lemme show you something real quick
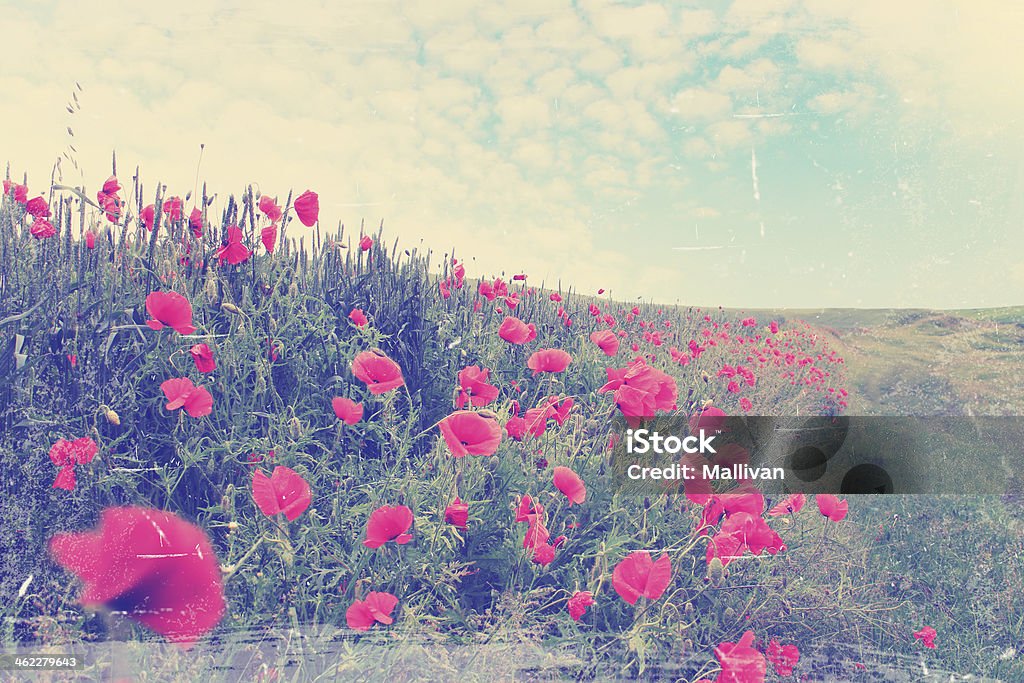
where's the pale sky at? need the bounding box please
[2,0,1022,308]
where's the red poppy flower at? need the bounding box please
[349,308,368,327]
[590,329,620,356]
[363,504,414,548]
[190,343,216,373]
[258,195,282,222]
[599,358,678,426]
[531,542,556,566]
[30,218,56,239]
[706,511,785,567]
[188,207,203,238]
[261,224,278,253]
[252,466,312,521]
[455,366,499,409]
[612,551,671,605]
[294,190,319,226]
[3,180,28,203]
[767,493,805,517]
[552,466,586,505]
[346,591,397,631]
[523,515,550,549]
[444,497,469,529]
[688,406,728,434]
[160,378,213,418]
[49,507,225,648]
[515,495,544,523]
[359,235,372,251]
[25,196,50,218]
[567,591,594,621]
[85,230,97,249]
[216,226,252,266]
[498,316,537,344]
[816,494,848,522]
[145,291,196,335]
[141,204,156,231]
[767,639,800,676]
[715,631,766,683]
[527,348,572,374]
[49,437,97,490]
[332,397,364,425]
[438,410,501,457]
[351,350,405,394]
[913,626,937,649]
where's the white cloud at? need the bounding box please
[666,88,733,122]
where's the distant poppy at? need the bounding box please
[160,378,213,418]
[444,497,469,529]
[216,226,252,266]
[816,494,848,522]
[346,591,397,631]
[332,397,364,425]
[527,349,572,374]
[146,291,196,335]
[49,507,225,648]
[567,591,594,621]
[552,466,586,505]
[767,493,805,516]
[29,218,56,239]
[188,207,203,238]
[438,410,501,457]
[261,224,278,253]
[3,180,28,203]
[913,625,937,649]
[351,350,405,394]
[359,235,372,251]
[252,466,312,521]
[364,505,413,548]
[767,640,800,676]
[349,308,368,327]
[190,343,216,373]
[294,190,319,226]
[498,316,537,344]
[612,551,671,605]
[162,196,183,222]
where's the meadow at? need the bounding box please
[1,167,1021,682]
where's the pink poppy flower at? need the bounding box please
[85,230,97,249]
[294,190,319,226]
[146,291,196,335]
[252,466,312,521]
[363,505,413,548]
[351,350,405,394]
[190,343,216,373]
[258,195,282,222]
[567,591,594,621]
[612,551,671,605]
[438,410,501,457]
[49,437,97,491]
[140,204,156,231]
[515,495,544,522]
[531,542,556,566]
[552,466,586,505]
[261,224,278,253]
[590,329,619,356]
[349,308,368,327]
[332,397,364,425]
[216,226,252,266]
[455,366,499,409]
[49,507,225,648]
[444,497,469,529]
[160,378,213,418]
[25,196,50,218]
[527,349,572,374]
[346,591,398,631]
[767,493,805,517]
[188,207,203,238]
[767,639,800,676]
[29,218,56,239]
[816,494,848,522]
[715,631,766,683]
[913,625,937,649]
[359,235,372,251]
[498,316,537,344]
[3,180,28,203]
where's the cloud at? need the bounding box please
[666,88,733,122]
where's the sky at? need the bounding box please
[1,0,1022,309]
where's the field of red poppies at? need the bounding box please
[2,170,1022,681]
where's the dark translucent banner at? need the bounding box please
[609,415,1024,496]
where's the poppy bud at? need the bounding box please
[221,302,242,315]
[701,372,710,383]
[723,607,736,620]
[227,521,239,531]
[288,416,303,438]
[684,602,693,615]
[205,273,219,300]
[288,282,299,298]
[269,316,278,332]
[101,406,120,426]
[708,557,725,585]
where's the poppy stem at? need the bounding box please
[223,535,266,582]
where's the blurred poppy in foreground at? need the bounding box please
[252,466,312,521]
[48,507,226,648]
